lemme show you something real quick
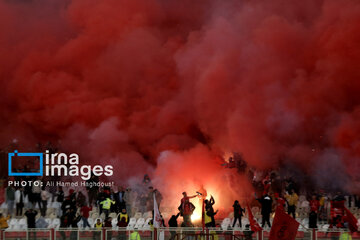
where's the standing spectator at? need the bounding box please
[80,204,92,228]
[60,210,70,240]
[100,197,115,218]
[309,195,320,228]
[0,213,10,229]
[205,196,217,227]
[87,174,99,206]
[56,186,64,217]
[6,185,15,216]
[25,208,38,240]
[116,186,126,212]
[256,193,273,228]
[232,200,245,228]
[147,187,154,212]
[70,213,82,240]
[23,177,33,208]
[32,179,42,210]
[61,192,77,214]
[318,192,326,223]
[124,188,135,217]
[285,190,298,218]
[205,207,218,228]
[15,187,25,216]
[168,213,180,240]
[40,186,50,216]
[138,194,147,214]
[57,186,64,203]
[77,191,86,207]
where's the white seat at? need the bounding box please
[9,218,18,229]
[0,203,7,209]
[322,224,329,230]
[143,211,152,219]
[127,217,137,228]
[221,223,229,230]
[19,218,27,229]
[112,218,118,228]
[51,202,60,208]
[300,201,309,208]
[223,218,231,224]
[299,195,306,202]
[135,218,145,228]
[134,212,142,219]
[52,218,60,229]
[241,217,249,226]
[91,212,99,219]
[88,218,94,227]
[45,218,52,226]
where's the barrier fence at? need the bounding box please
[1,228,360,240]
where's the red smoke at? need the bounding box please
[1,0,360,205]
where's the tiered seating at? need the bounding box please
[221,218,231,229]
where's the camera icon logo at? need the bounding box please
[8,150,43,176]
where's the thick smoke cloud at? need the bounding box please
[1,0,360,202]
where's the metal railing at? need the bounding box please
[1,227,359,240]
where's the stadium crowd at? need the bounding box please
[0,143,359,240]
[1,172,360,232]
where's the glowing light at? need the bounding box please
[191,210,201,221]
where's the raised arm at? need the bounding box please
[210,195,215,205]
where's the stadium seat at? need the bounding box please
[0,203,7,209]
[135,218,145,229]
[141,218,151,230]
[18,218,27,230]
[51,202,60,209]
[8,218,19,230]
[88,218,94,227]
[77,219,83,228]
[99,213,105,220]
[221,218,231,230]
[52,218,60,229]
[241,217,249,227]
[127,218,137,228]
[300,201,309,208]
[143,211,152,219]
[109,212,117,219]
[45,218,52,228]
[112,218,118,228]
[91,212,99,219]
[299,195,306,202]
[322,224,329,230]
[134,212,142,219]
